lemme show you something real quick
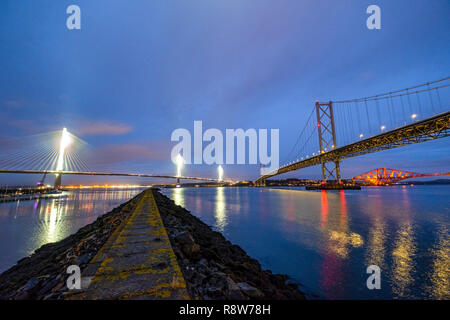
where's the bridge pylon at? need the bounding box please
[315,101,341,183]
[54,174,62,189]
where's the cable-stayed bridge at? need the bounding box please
[256,77,450,185]
[0,129,223,187]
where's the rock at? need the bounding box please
[38,276,60,296]
[237,282,264,299]
[23,278,40,292]
[185,244,201,259]
[201,248,221,261]
[195,263,211,276]
[173,231,195,246]
[225,277,245,300]
[209,260,225,270]
[76,253,93,266]
[173,231,201,258]
[51,280,65,293]
[13,291,30,300]
[207,286,223,298]
[205,272,227,296]
[190,271,207,286]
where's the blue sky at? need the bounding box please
[0,0,449,185]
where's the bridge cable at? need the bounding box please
[436,87,443,112]
[427,83,436,114]
[355,101,362,137]
[364,99,372,135]
[283,107,315,165]
[416,91,423,118]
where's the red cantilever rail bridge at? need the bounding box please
[352,168,450,185]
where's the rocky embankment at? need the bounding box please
[0,188,305,300]
[0,194,142,300]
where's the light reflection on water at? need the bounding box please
[162,186,450,299]
[215,187,227,232]
[0,188,144,272]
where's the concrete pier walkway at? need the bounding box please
[68,189,189,300]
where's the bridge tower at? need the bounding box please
[54,127,70,189]
[315,101,341,184]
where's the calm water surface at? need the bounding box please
[0,188,144,273]
[0,186,448,299]
[162,186,450,299]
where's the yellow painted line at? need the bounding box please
[89,193,146,265]
[68,189,189,300]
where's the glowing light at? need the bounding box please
[56,128,71,171]
[215,187,227,232]
[360,133,364,139]
[381,125,386,131]
[218,165,224,182]
[173,187,185,207]
[411,113,417,120]
[176,154,184,177]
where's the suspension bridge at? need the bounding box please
[256,77,450,186]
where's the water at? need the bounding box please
[0,188,144,273]
[0,186,448,299]
[161,186,450,299]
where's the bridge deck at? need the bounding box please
[67,189,189,300]
[0,169,219,182]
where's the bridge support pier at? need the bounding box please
[54,174,62,189]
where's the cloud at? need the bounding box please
[86,142,170,165]
[73,121,133,136]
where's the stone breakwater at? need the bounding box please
[0,189,305,300]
